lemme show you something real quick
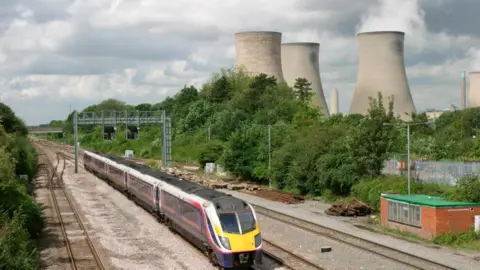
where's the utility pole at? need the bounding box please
[268,124,271,190]
[208,126,211,142]
[407,124,411,195]
[383,121,433,195]
[74,110,78,173]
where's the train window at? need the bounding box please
[183,203,200,223]
[237,211,256,234]
[219,213,240,234]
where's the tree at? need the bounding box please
[350,92,398,177]
[293,78,313,103]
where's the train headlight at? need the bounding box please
[254,233,262,248]
[219,236,231,250]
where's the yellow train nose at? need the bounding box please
[223,230,258,252]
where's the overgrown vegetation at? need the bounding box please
[43,69,480,205]
[0,103,44,270]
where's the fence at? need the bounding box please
[383,159,480,186]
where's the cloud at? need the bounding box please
[0,0,479,124]
[356,0,428,50]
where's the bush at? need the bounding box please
[0,211,37,270]
[445,174,480,202]
[351,176,451,211]
[18,198,44,238]
[198,140,225,168]
[434,228,478,246]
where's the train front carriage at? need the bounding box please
[203,200,262,268]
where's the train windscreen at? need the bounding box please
[237,211,256,233]
[219,213,240,234]
[219,210,256,234]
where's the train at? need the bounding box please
[82,149,263,269]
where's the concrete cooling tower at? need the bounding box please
[235,31,284,82]
[349,31,416,121]
[469,72,480,107]
[330,88,339,115]
[281,42,329,115]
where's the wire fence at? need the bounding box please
[382,158,480,186]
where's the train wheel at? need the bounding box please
[207,249,221,269]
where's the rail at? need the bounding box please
[252,204,455,270]
[35,144,105,270]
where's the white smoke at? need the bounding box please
[356,0,427,49]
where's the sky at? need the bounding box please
[1,0,480,125]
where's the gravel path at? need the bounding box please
[60,159,216,270]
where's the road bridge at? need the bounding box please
[28,126,63,134]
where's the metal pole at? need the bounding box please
[461,71,467,109]
[208,126,211,142]
[74,110,78,173]
[161,110,167,168]
[407,124,410,195]
[268,124,271,190]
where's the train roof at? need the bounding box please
[85,150,250,211]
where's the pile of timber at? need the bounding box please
[164,167,262,191]
[325,198,375,217]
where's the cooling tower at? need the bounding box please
[330,88,339,115]
[349,31,416,121]
[281,42,329,115]
[469,72,480,107]
[235,31,284,82]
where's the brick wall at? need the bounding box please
[381,198,435,239]
[435,207,480,235]
[380,197,480,239]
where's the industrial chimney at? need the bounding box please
[330,88,339,115]
[281,42,329,116]
[235,31,284,82]
[349,31,416,120]
[469,72,480,107]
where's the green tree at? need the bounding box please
[350,92,398,177]
[293,78,313,103]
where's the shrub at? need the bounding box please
[351,175,451,211]
[0,211,37,270]
[198,140,225,168]
[434,228,478,246]
[445,174,480,202]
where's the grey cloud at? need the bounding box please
[422,0,480,36]
[405,48,466,66]
[60,26,196,61]
[22,53,139,75]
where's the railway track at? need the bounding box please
[36,145,105,270]
[261,240,323,270]
[252,204,455,270]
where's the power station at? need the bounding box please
[281,42,329,116]
[349,31,416,121]
[234,31,285,82]
[330,88,339,115]
[469,72,480,108]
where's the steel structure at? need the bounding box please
[330,88,339,115]
[28,127,63,134]
[76,110,172,168]
[281,42,328,115]
[461,71,467,110]
[235,31,285,82]
[350,31,416,121]
[469,72,480,108]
